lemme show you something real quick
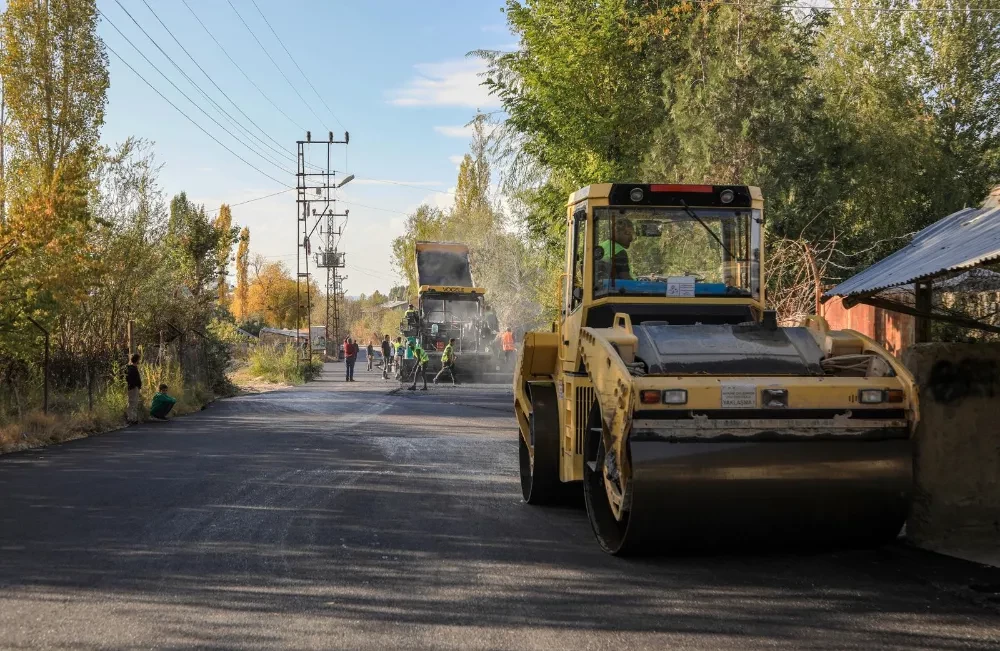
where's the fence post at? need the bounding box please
[87,359,94,411]
[24,317,49,415]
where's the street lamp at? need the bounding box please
[337,174,355,189]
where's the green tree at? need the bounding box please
[167,192,221,299]
[481,0,676,254]
[212,203,237,305]
[234,226,250,321]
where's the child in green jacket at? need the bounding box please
[149,384,177,421]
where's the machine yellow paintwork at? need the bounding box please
[417,285,486,295]
[514,184,918,487]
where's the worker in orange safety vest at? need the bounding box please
[501,327,515,365]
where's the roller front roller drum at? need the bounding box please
[584,422,912,556]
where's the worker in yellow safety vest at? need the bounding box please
[598,217,635,281]
[434,338,457,386]
[407,341,429,391]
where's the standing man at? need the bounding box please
[407,341,429,391]
[366,341,375,372]
[381,334,393,379]
[433,338,458,386]
[394,336,405,379]
[501,327,516,366]
[125,353,142,424]
[345,337,358,382]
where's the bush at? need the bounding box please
[247,345,322,385]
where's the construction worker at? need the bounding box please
[394,336,405,379]
[404,303,419,328]
[598,217,635,280]
[434,338,458,386]
[407,341,429,391]
[501,327,516,365]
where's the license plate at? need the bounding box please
[721,384,757,409]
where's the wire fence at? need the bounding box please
[0,330,235,423]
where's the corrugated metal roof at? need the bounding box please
[824,204,1000,300]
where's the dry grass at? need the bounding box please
[0,363,218,455]
[245,346,323,385]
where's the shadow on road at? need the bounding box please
[0,373,997,649]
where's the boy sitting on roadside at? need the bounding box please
[149,384,177,421]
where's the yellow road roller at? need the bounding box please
[513,183,917,555]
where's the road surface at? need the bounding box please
[1,364,998,649]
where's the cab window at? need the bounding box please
[570,211,586,311]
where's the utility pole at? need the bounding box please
[296,130,350,369]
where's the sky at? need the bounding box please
[97,0,512,296]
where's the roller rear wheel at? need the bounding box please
[519,384,562,504]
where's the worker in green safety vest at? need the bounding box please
[434,338,457,386]
[404,303,419,330]
[598,217,635,280]
[407,341,429,391]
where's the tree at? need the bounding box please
[167,192,221,299]
[212,203,236,305]
[234,226,250,321]
[481,0,676,254]
[0,0,109,360]
[0,0,108,253]
[245,260,301,328]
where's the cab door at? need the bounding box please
[560,208,587,374]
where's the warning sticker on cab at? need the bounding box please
[721,384,757,409]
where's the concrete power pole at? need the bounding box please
[296,131,350,369]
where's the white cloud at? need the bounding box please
[434,125,473,139]
[388,58,499,109]
[449,155,465,166]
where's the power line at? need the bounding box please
[695,1,1000,13]
[359,178,456,195]
[225,0,331,132]
[249,0,347,131]
[207,188,297,214]
[138,0,300,168]
[180,0,308,134]
[104,3,292,176]
[339,200,410,215]
[104,42,290,187]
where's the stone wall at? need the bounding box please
[902,343,1000,548]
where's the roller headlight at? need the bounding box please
[858,389,885,404]
[662,389,688,405]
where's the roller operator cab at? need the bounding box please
[513,183,918,555]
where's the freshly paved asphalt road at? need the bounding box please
[1,364,999,650]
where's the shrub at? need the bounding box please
[247,345,321,385]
